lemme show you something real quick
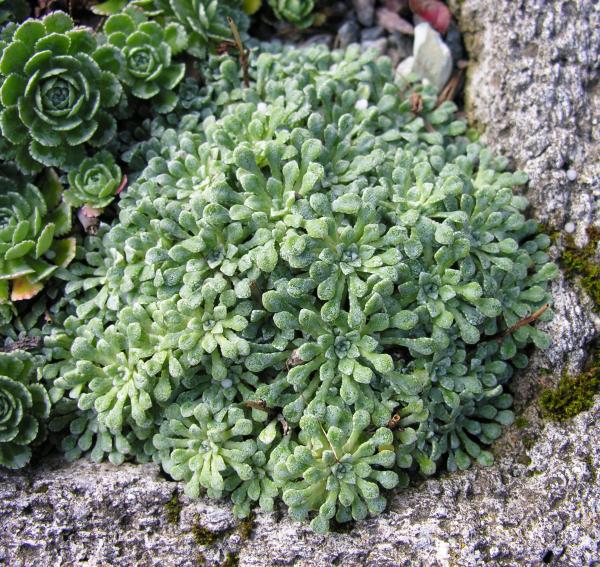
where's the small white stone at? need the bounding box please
[396,23,453,91]
[564,222,576,234]
[222,378,233,388]
[355,98,369,111]
[257,102,268,113]
[566,168,578,181]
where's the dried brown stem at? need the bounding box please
[227,16,250,88]
[497,303,550,341]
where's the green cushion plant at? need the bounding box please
[38,44,556,532]
[0,11,123,173]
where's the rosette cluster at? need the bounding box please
[43,44,556,531]
[0,12,122,172]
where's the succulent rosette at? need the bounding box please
[104,7,186,113]
[0,351,51,469]
[0,12,122,173]
[268,0,315,28]
[135,0,249,59]
[0,169,74,306]
[65,150,123,210]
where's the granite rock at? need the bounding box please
[451,0,600,236]
[1,1,599,565]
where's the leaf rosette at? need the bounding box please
[268,0,315,28]
[0,351,51,469]
[0,169,74,305]
[105,7,186,113]
[0,12,122,172]
[65,150,122,209]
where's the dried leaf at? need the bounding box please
[11,277,44,301]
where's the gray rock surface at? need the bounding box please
[453,0,600,239]
[1,1,600,566]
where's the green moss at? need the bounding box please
[539,365,599,421]
[522,435,537,450]
[165,492,182,525]
[538,223,560,245]
[514,417,529,429]
[221,552,240,567]
[517,454,532,466]
[561,226,600,310]
[192,523,224,546]
[585,456,596,483]
[237,512,254,540]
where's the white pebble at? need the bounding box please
[355,99,369,111]
[566,168,577,181]
[564,222,576,234]
[257,102,267,113]
[222,379,233,388]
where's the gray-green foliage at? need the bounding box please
[42,43,556,531]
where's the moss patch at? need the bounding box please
[192,523,226,546]
[561,226,600,310]
[539,364,599,421]
[585,456,597,483]
[165,492,182,525]
[237,512,254,540]
[514,416,529,429]
[222,552,240,567]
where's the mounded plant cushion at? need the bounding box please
[43,44,556,532]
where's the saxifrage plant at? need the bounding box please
[40,43,556,532]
